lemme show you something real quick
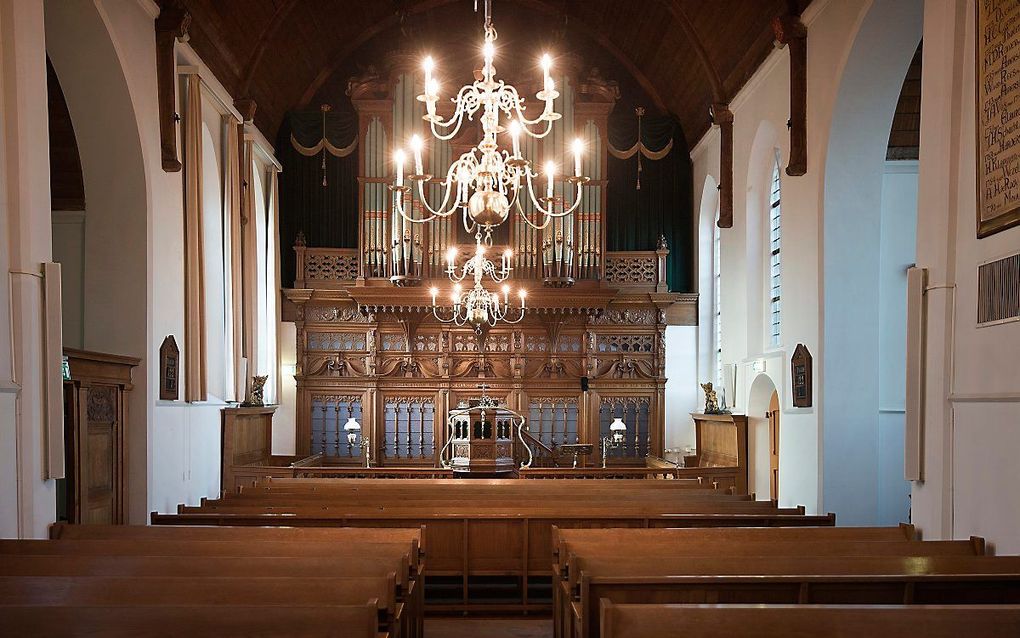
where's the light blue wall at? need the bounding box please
[822,0,922,526]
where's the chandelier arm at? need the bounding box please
[515,199,554,231]
[393,197,441,224]
[504,87,552,128]
[424,86,476,136]
[412,175,460,218]
[517,115,554,139]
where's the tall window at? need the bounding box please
[713,210,723,385]
[768,155,782,347]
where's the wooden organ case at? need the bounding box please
[283,56,696,470]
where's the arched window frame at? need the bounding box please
[768,152,782,348]
[713,207,723,385]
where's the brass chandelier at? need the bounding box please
[389,0,590,329]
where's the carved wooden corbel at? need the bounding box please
[234,98,258,124]
[155,1,190,172]
[773,15,808,176]
[710,103,734,228]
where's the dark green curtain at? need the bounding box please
[278,106,359,288]
[606,114,694,292]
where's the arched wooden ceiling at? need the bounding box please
[179,0,810,145]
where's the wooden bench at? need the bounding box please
[598,602,1020,638]
[551,528,979,638]
[2,536,422,638]
[569,555,1020,638]
[0,604,383,637]
[151,478,832,612]
[0,575,402,637]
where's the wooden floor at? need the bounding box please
[425,617,552,638]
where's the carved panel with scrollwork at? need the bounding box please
[306,253,359,281]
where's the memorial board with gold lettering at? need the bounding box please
[976,0,1020,238]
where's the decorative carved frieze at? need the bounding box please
[591,308,657,325]
[306,305,371,323]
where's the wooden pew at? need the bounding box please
[598,602,1020,638]
[570,555,1020,638]
[552,528,977,638]
[2,539,422,638]
[0,576,401,637]
[1,604,382,637]
[150,478,833,612]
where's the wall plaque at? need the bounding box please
[976,0,1020,238]
[159,335,179,401]
[791,343,812,408]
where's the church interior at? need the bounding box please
[2,0,1020,635]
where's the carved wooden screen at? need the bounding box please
[598,396,651,458]
[528,397,580,448]
[383,397,436,461]
[311,395,364,458]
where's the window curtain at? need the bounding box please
[241,138,259,398]
[224,114,244,402]
[183,74,207,402]
[267,167,281,405]
[278,106,360,288]
[606,113,694,292]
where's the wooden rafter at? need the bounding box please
[773,14,808,176]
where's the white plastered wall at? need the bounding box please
[912,0,1020,553]
[690,0,881,514]
[43,0,281,520]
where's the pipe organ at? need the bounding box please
[284,57,694,468]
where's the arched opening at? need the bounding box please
[822,0,922,525]
[747,372,779,500]
[45,2,150,523]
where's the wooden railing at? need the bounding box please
[294,241,670,292]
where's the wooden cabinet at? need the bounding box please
[62,349,139,524]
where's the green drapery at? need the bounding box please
[278,106,359,287]
[606,113,694,292]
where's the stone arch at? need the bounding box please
[821,0,922,525]
[45,1,150,523]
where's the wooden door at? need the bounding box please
[768,391,780,501]
[81,384,122,524]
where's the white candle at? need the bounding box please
[502,284,510,304]
[484,41,495,66]
[518,289,527,307]
[572,138,583,177]
[425,78,439,116]
[545,161,555,199]
[423,56,434,85]
[430,286,438,306]
[394,149,405,186]
[410,135,424,174]
[508,120,522,157]
[540,53,552,89]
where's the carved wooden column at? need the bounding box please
[773,15,808,176]
[710,103,734,228]
[154,1,189,172]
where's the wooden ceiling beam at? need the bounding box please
[297,0,669,115]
